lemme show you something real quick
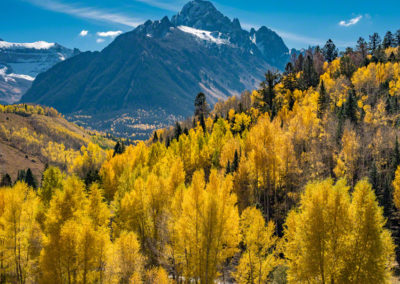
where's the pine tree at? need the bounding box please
[383,31,394,49]
[369,32,382,52]
[231,150,239,172]
[395,30,400,47]
[317,80,328,118]
[323,39,338,62]
[301,55,318,89]
[113,140,125,157]
[16,169,26,183]
[153,131,158,142]
[174,122,183,140]
[199,113,206,133]
[194,92,209,118]
[25,168,37,189]
[345,89,357,124]
[356,37,368,60]
[0,173,12,187]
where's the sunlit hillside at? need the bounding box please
[0,104,114,184]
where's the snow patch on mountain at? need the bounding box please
[178,25,230,45]
[0,40,55,50]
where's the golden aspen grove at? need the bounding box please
[3,36,400,283]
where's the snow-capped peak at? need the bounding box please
[0,40,55,50]
[177,26,229,45]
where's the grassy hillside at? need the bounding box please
[0,104,114,182]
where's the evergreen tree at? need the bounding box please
[301,55,318,89]
[395,29,400,47]
[153,131,158,143]
[383,31,394,49]
[113,141,125,157]
[356,37,368,60]
[25,168,37,189]
[199,114,206,133]
[322,39,338,62]
[317,80,328,118]
[340,55,356,79]
[174,122,183,140]
[0,173,12,187]
[194,92,209,118]
[345,89,357,124]
[231,150,239,172]
[283,62,296,92]
[369,32,382,52]
[225,161,231,175]
[260,70,280,111]
[16,169,26,183]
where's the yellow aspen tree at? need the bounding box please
[105,231,144,283]
[39,176,87,283]
[341,180,394,283]
[234,207,279,284]
[173,170,239,283]
[284,179,351,283]
[393,165,400,210]
[333,126,360,185]
[0,182,41,283]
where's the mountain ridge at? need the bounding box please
[21,0,290,138]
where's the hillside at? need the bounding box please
[21,0,289,138]
[0,104,113,182]
[1,33,400,283]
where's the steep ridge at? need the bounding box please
[21,0,290,138]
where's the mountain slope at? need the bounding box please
[0,40,78,104]
[0,104,113,182]
[21,0,289,138]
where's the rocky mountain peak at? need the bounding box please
[171,0,233,33]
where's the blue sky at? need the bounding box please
[1,0,399,51]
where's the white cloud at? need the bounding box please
[96,38,105,43]
[24,0,143,27]
[79,30,88,37]
[339,15,362,27]
[97,31,123,37]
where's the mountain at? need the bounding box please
[0,40,78,104]
[21,0,290,139]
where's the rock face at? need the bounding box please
[0,40,78,104]
[21,0,290,138]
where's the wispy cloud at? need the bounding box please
[97,31,123,37]
[24,0,143,27]
[96,38,105,43]
[133,0,184,12]
[79,30,88,37]
[339,15,362,27]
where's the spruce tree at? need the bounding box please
[174,122,183,140]
[322,39,338,62]
[345,89,357,124]
[194,92,209,118]
[0,173,12,187]
[317,80,328,118]
[25,168,37,189]
[395,30,400,47]
[231,150,239,172]
[113,141,125,156]
[369,32,381,52]
[153,131,158,143]
[383,31,394,49]
[16,170,26,183]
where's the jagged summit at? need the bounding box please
[171,0,235,33]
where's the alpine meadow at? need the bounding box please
[2,0,400,283]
